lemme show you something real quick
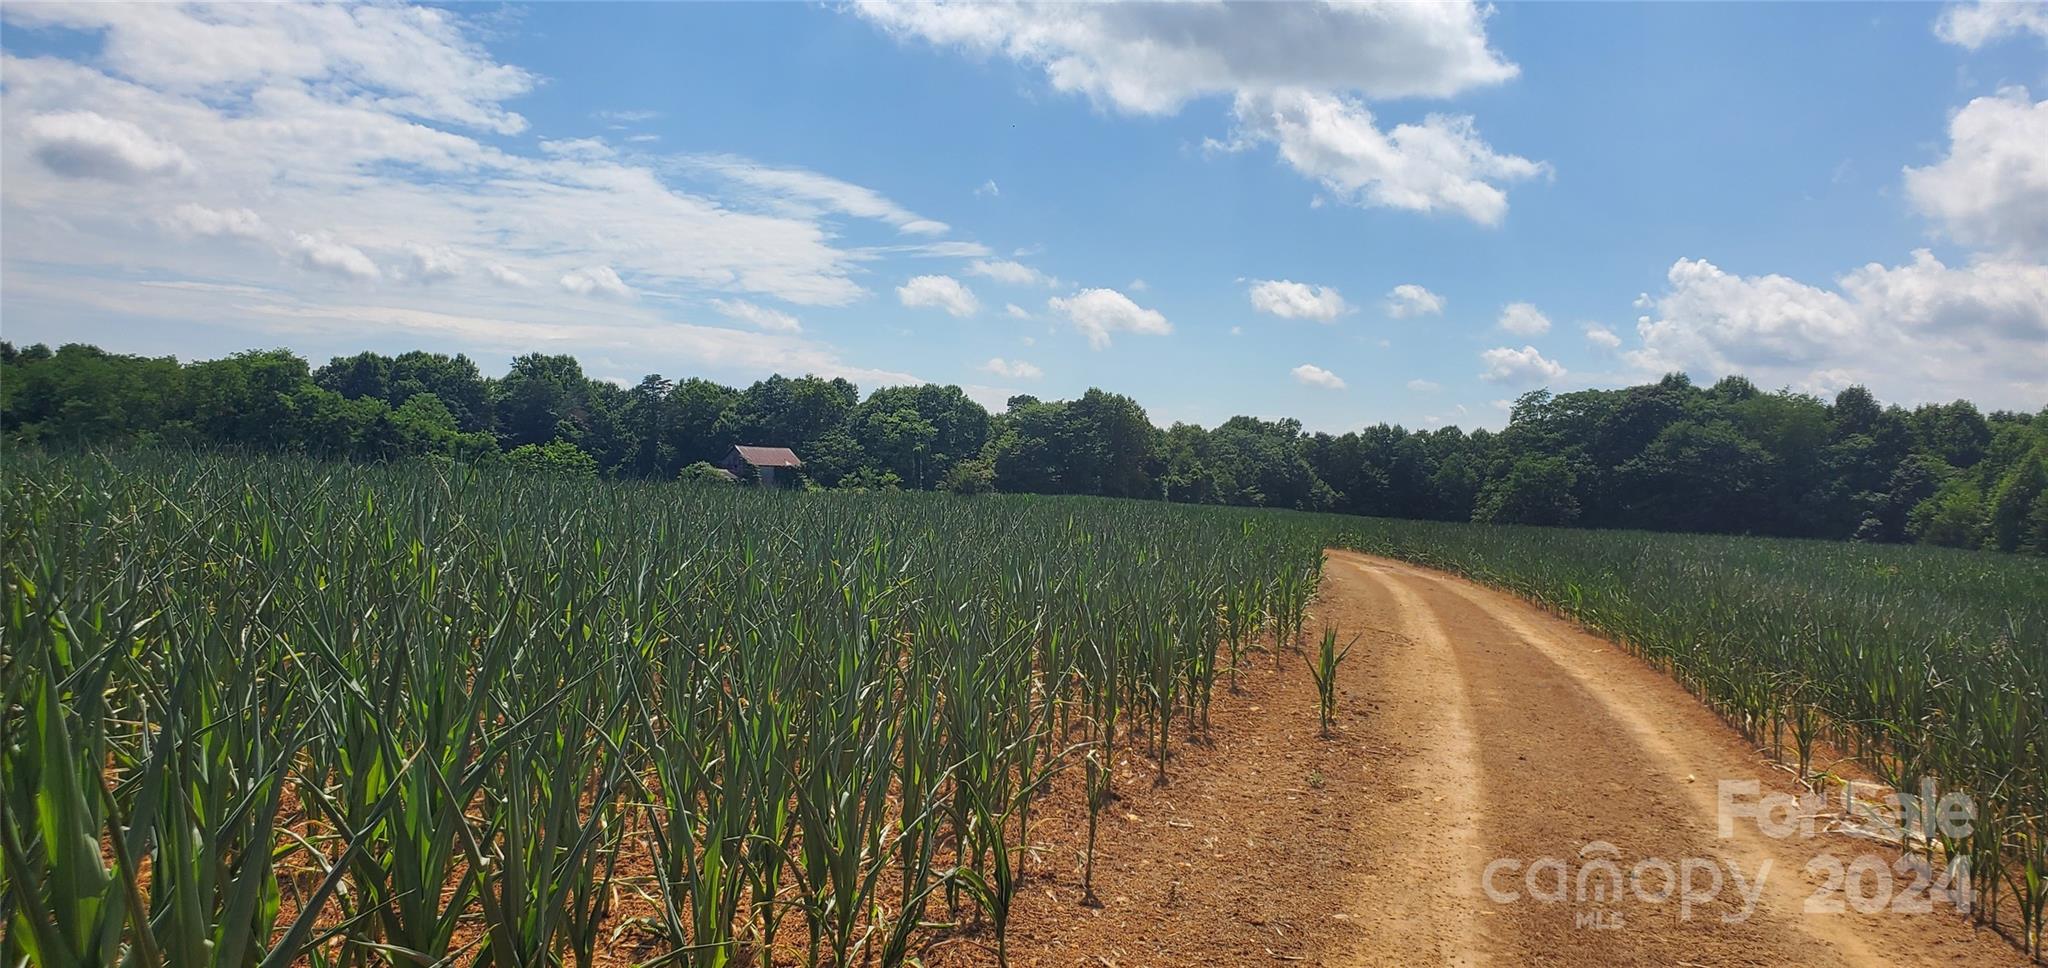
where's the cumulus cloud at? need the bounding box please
[1903,88,2048,258]
[1004,303,1032,320]
[854,1,1540,225]
[854,1,1516,114]
[4,3,537,135]
[1584,324,1622,349]
[1497,301,1551,335]
[712,298,801,333]
[1479,345,1565,386]
[1627,250,2048,407]
[975,179,1000,197]
[1291,363,1347,390]
[1222,89,1546,226]
[236,300,918,388]
[0,39,914,312]
[484,263,532,288]
[398,242,463,283]
[967,258,1056,287]
[28,110,192,181]
[1406,378,1441,392]
[1047,287,1171,348]
[290,232,380,281]
[980,357,1043,379]
[163,202,264,239]
[1936,1,2048,48]
[1386,283,1444,318]
[0,2,1007,393]
[1248,278,1351,321]
[561,265,633,299]
[898,274,980,317]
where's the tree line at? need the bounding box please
[4,340,2044,554]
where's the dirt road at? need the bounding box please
[975,551,2028,967]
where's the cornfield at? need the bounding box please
[3,450,2044,962]
[0,451,1321,967]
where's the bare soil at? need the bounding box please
[954,550,2031,967]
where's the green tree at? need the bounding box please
[493,353,589,448]
[678,461,734,485]
[1984,452,2048,552]
[504,439,598,478]
[941,457,996,495]
[1474,456,1580,526]
[1616,420,1777,533]
[1909,478,1987,548]
[389,351,491,432]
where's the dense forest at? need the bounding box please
[4,340,2045,555]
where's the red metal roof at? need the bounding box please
[731,445,803,468]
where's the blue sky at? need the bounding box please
[3,2,2044,431]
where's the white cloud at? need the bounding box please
[398,242,463,283]
[682,153,950,236]
[1479,345,1565,386]
[595,109,660,124]
[561,265,633,299]
[1936,2,2048,48]
[975,179,1000,197]
[711,297,801,333]
[163,202,264,239]
[1223,89,1546,226]
[1628,250,2048,407]
[0,48,895,309]
[980,356,1043,380]
[1248,278,1351,321]
[1497,301,1551,335]
[1584,324,1622,349]
[2,3,537,135]
[854,1,1516,114]
[1291,363,1346,390]
[1385,283,1444,318]
[854,1,1540,226]
[288,232,379,281]
[0,4,1019,394]
[485,263,533,288]
[1047,287,1171,348]
[539,137,615,160]
[27,110,192,181]
[1004,302,1032,320]
[967,258,1055,286]
[233,300,918,388]
[1128,278,1148,292]
[1903,88,2048,258]
[898,274,980,317]
[1406,378,1440,392]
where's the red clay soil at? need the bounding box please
[937,550,2032,967]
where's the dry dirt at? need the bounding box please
[955,550,2032,967]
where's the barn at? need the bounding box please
[720,445,804,487]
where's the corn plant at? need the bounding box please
[1306,627,1359,736]
[4,447,2043,965]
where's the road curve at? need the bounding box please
[1323,550,2024,967]
[982,551,2030,967]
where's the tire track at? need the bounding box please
[1340,561,1494,966]
[1329,551,2026,968]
